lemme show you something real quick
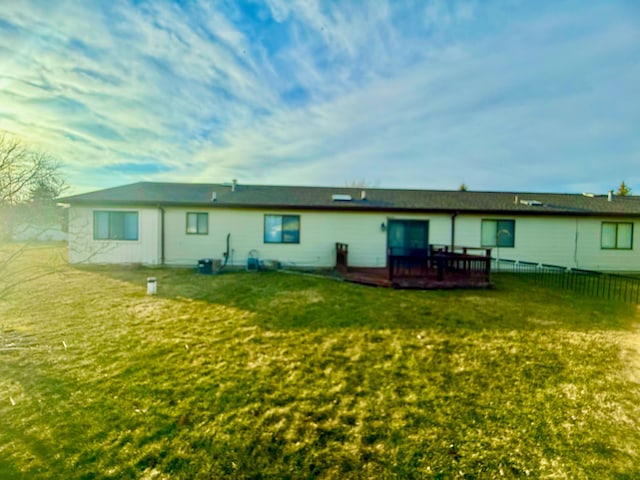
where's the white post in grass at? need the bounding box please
[147,277,157,295]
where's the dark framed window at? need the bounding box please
[601,222,633,250]
[264,215,300,244]
[93,211,138,241]
[186,212,208,235]
[481,219,515,247]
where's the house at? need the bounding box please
[58,182,640,272]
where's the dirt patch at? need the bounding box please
[0,327,37,351]
[527,317,559,326]
[267,289,325,309]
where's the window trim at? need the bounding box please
[601,222,633,250]
[93,210,139,241]
[186,212,209,235]
[481,219,515,248]
[264,214,301,244]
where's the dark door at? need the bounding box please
[387,220,429,256]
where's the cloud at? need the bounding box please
[0,0,638,195]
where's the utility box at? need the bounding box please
[197,258,213,274]
[247,257,259,271]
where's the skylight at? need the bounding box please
[331,194,353,202]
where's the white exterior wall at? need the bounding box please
[67,204,640,271]
[68,206,160,264]
[163,208,454,268]
[574,218,639,271]
[454,214,640,271]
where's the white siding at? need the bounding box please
[455,215,578,265]
[68,206,160,264]
[574,218,639,271]
[454,214,640,271]
[67,204,640,272]
[163,208,453,268]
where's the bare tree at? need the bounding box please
[344,179,378,188]
[0,132,66,240]
[0,133,68,298]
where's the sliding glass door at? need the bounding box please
[387,220,429,256]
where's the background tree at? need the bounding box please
[616,181,631,196]
[0,132,67,298]
[0,133,65,204]
[0,132,66,240]
[345,179,378,189]
[458,183,468,191]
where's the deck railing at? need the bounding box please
[336,243,492,288]
[387,245,492,285]
[495,258,640,304]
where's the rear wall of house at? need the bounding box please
[163,208,456,268]
[68,206,161,264]
[68,205,639,272]
[455,214,639,271]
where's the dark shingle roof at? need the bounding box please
[58,182,640,217]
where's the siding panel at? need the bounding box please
[68,204,640,272]
[68,206,159,264]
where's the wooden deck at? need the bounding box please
[336,243,492,289]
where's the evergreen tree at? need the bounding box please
[616,181,631,196]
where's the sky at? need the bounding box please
[1,0,639,195]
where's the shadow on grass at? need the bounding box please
[77,265,638,333]
[2,257,638,479]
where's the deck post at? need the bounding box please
[336,243,349,274]
[436,253,444,281]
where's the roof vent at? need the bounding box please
[211,191,217,202]
[520,199,542,206]
[231,179,237,192]
[360,190,367,200]
[332,194,353,202]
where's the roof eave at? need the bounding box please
[62,200,640,217]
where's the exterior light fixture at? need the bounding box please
[380,222,386,232]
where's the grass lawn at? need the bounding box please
[1,243,639,479]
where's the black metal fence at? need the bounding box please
[494,259,640,304]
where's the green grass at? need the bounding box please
[1,243,639,479]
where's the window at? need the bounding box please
[94,211,138,240]
[601,222,633,250]
[264,215,300,243]
[186,212,208,235]
[481,219,515,247]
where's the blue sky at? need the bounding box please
[1,0,638,195]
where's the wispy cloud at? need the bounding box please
[0,0,638,193]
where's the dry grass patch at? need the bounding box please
[1,244,639,478]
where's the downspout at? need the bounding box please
[450,212,458,251]
[573,218,579,268]
[159,206,165,265]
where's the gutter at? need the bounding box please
[64,200,640,218]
